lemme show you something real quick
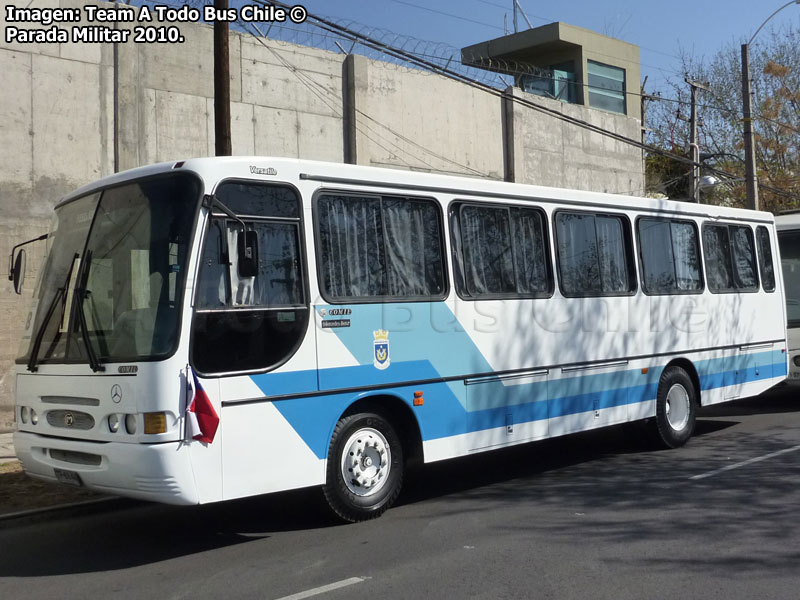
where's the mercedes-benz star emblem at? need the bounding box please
[111,384,123,404]
[64,412,74,427]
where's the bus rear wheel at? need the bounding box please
[322,412,404,522]
[651,366,697,449]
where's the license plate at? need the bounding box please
[54,468,83,487]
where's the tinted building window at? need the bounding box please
[588,60,626,115]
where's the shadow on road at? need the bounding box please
[0,388,797,577]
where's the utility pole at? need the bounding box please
[640,76,652,181]
[686,78,710,202]
[214,0,232,156]
[741,44,758,210]
[739,1,800,210]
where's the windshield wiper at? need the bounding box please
[75,249,104,372]
[27,254,78,372]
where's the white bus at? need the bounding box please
[11,157,787,521]
[776,212,800,381]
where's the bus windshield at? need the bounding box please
[18,172,201,367]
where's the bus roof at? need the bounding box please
[56,156,776,223]
[776,212,800,231]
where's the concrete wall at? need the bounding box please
[508,88,644,193]
[0,1,643,431]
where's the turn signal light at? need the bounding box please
[413,390,424,406]
[144,412,167,434]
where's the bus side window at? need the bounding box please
[703,223,760,293]
[703,225,735,292]
[555,211,635,297]
[452,202,552,299]
[756,226,776,292]
[730,225,758,290]
[316,194,446,302]
[638,218,702,295]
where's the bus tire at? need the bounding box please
[651,366,697,449]
[322,412,404,522]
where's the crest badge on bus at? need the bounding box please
[373,329,390,370]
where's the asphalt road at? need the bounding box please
[1,386,799,600]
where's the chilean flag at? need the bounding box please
[186,368,219,444]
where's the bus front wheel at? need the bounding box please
[322,412,404,522]
[651,366,697,449]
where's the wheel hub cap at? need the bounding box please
[341,427,391,497]
[665,383,690,431]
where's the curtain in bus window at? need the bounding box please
[460,205,515,295]
[703,226,734,291]
[318,196,386,298]
[557,213,601,295]
[731,226,757,289]
[671,221,701,291]
[639,219,676,293]
[756,226,775,292]
[596,216,628,293]
[510,208,548,294]
[383,199,444,297]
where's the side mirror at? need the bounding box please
[8,233,47,295]
[11,249,26,295]
[237,230,259,278]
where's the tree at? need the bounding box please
[645,25,800,212]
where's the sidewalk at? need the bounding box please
[0,432,16,465]
[0,430,117,523]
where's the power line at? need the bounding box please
[241,20,492,177]
[258,0,800,203]
[387,0,505,32]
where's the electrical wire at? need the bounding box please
[261,0,800,202]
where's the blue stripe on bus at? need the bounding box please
[245,301,788,458]
[253,351,786,459]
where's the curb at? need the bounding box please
[0,497,141,530]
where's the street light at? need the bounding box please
[697,175,747,204]
[741,0,800,211]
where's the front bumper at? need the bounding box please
[13,431,200,505]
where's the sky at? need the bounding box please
[294,0,800,93]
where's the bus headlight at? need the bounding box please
[30,409,38,425]
[793,356,800,367]
[20,407,28,424]
[125,414,137,435]
[144,412,167,435]
[108,414,120,433]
